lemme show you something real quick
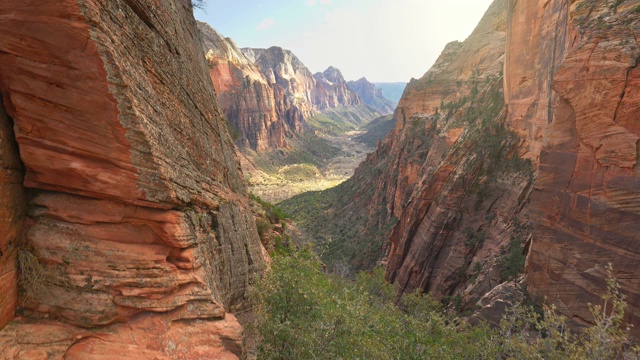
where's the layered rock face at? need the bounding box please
[0,0,265,358]
[347,77,396,114]
[508,0,640,331]
[200,30,375,152]
[0,95,24,331]
[313,66,362,110]
[198,23,297,151]
[382,0,537,305]
[243,46,317,124]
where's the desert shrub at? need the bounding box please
[18,244,70,303]
[255,249,638,359]
[255,218,272,238]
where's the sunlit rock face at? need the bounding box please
[347,77,396,114]
[0,0,265,357]
[344,0,640,334]
[313,66,362,110]
[382,0,527,306]
[199,22,299,151]
[507,0,640,332]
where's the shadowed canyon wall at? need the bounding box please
[0,0,265,358]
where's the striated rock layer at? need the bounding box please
[383,0,536,306]
[0,95,24,331]
[509,0,640,331]
[313,66,362,110]
[0,0,265,358]
[198,23,299,151]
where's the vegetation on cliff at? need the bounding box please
[254,248,639,359]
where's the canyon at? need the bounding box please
[283,0,640,333]
[0,0,639,358]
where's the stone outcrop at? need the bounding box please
[198,23,300,151]
[383,0,534,305]
[243,46,318,123]
[313,66,362,110]
[0,95,24,331]
[507,0,640,332]
[347,77,396,114]
[0,0,265,358]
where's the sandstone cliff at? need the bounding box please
[347,77,396,114]
[0,0,265,358]
[507,0,640,331]
[243,46,317,124]
[198,23,300,151]
[313,66,362,110]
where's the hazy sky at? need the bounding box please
[194,0,494,83]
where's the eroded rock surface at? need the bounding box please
[198,23,298,151]
[0,0,265,357]
[511,0,640,332]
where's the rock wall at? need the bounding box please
[313,66,362,110]
[508,0,640,331]
[0,94,24,332]
[0,0,265,358]
[347,77,396,114]
[198,23,297,151]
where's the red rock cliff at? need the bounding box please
[313,66,362,110]
[347,77,396,114]
[198,23,300,151]
[506,0,640,331]
[382,0,536,307]
[0,0,265,358]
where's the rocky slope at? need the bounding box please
[0,0,265,358]
[199,25,381,155]
[347,77,396,114]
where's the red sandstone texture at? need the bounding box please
[200,27,380,152]
[382,0,535,307]
[0,0,265,357]
[509,0,640,331]
[0,96,24,331]
[375,0,640,332]
[313,66,362,110]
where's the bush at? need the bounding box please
[254,250,639,359]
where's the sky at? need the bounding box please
[194,0,494,83]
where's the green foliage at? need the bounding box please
[255,253,639,359]
[499,264,638,359]
[250,193,290,223]
[255,250,500,359]
[307,105,382,135]
[255,218,272,238]
[354,114,396,147]
[225,119,240,141]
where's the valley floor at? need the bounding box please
[244,130,373,203]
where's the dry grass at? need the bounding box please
[17,244,69,304]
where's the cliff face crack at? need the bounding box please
[612,53,639,125]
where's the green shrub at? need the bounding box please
[254,249,639,359]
